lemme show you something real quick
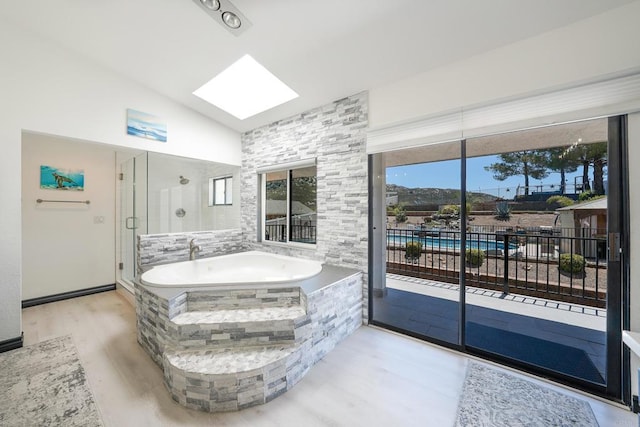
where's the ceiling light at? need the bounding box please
[222,11,241,29]
[191,0,251,36]
[200,0,220,11]
[193,54,299,120]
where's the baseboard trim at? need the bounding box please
[22,284,116,308]
[0,332,23,353]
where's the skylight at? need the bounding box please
[193,54,298,120]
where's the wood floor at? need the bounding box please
[20,290,636,426]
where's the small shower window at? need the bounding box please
[209,176,233,206]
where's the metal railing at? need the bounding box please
[265,223,316,243]
[386,228,607,308]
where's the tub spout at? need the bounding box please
[189,239,201,260]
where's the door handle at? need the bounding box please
[609,232,621,262]
[126,217,138,230]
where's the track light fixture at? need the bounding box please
[200,0,220,11]
[192,0,251,35]
[222,11,241,29]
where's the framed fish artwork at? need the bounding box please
[40,165,84,191]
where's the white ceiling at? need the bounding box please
[0,0,634,133]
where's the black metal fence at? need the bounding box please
[265,223,317,244]
[387,227,607,308]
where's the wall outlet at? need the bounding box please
[93,216,105,224]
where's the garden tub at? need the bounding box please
[140,251,323,288]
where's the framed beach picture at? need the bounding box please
[127,109,167,142]
[40,165,85,191]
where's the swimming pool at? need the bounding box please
[387,234,518,252]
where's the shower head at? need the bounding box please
[179,176,190,185]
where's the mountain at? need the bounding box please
[386,184,496,207]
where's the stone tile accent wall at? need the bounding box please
[240,92,369,322]
[135,284,166,365]
[306,274,362,362]
[137,229,243,271]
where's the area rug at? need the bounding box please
[0,335,103,426]
[455,362,599,427]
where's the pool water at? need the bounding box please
[387,235,517,252]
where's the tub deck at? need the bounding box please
[138,264,358,300]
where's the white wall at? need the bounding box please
[369,1,640,128]
[0,17,240,343]
[22,134,116,300]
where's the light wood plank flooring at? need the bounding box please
[20,290,636,426]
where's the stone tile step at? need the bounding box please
[163,345,309,412]
[166,306,312,349]
[171,306,307,325]
[164,345,298,375]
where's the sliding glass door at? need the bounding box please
[372,140,461,346]
[370,117,626,399]
[463,119,614,391]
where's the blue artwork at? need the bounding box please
[40,165,84,191]
[127,109,167,142]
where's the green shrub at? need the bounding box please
[390,205,407,223]
[466,249,485,267]
[395,210,407,223]
[466,202,474,215]
[494,202,511,221]
[559,253,585,274]
[438,204,460,216]
[578,191,596,202]
[405,241,422,259]
[546,195,574,207]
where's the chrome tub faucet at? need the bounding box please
[189,238,201,260]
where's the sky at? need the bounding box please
[386,155,597,198]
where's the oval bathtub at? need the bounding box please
[140,251,323,288]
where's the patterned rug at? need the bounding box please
[455,362,599,427]
[0,335,103,426]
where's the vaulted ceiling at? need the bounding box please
[1,1,634,133]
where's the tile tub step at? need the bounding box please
[163,345,309,412]
[167,306,311,349]
[172,306,306,325]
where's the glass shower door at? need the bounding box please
[119,152,147,288]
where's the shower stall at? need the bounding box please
[117,151,240,290]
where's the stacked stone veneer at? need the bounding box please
[137,229,243,272]
[241,92,369,322]
[135,271,362,412]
